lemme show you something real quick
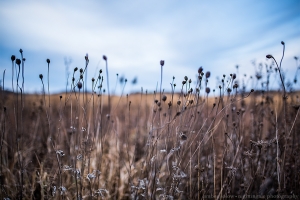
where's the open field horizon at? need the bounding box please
[1,44,300,199]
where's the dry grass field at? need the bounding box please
[0,44,300,199]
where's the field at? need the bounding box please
[1,44,300,199]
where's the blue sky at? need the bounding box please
[0,0,299,94]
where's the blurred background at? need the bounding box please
[0,0,299,94]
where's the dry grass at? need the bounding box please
[1,45,300,199]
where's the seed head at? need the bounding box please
[39,74,43,80]
[184,76,188,81]
[205,71,211,78]
[19,49,23,54]
[16,58,21,65]
[46,58,50,64]
[232,73,236,80]
[281,41,285,45]
[74,67,78,72]
[182,80,186,85]
[80,75,83,79]
[266,55,273,59]
[80,68,83,73]
[77,81,83,89]
[160,60,165,66]
[103,55,107,61]
[251,89,254,92]
[162,95,167,102]
[198,66,203,74]
[11,55,16,61]
[205,87,210,94]
[92,78,95,82]
[99,69,102,73]
[85,53,89,61]
[177,100,181,105]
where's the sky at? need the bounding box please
[0,0,299,95]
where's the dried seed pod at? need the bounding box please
[205,87,210,94]
[198,66,203,74]
[205,71,211,78]
[77,81,82,89]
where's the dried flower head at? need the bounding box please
[266,54,273,59]
[16,58,21,65]
[85,53,88,61]
[103,55,107,61]
[160,60,165,66]
[46,58,50,64]
[162,95,167,102]
[205,71,211,78]
[19,49,23,54]
[77,81,82,89]
[74,67,78,72]
[198,66,203,74]
[205,87,210,94]
[39,74,43,80]
[11,55,16,61]
[232,73,236,80]
[281,41,285,45]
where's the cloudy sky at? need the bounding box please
[0,0,299,94]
